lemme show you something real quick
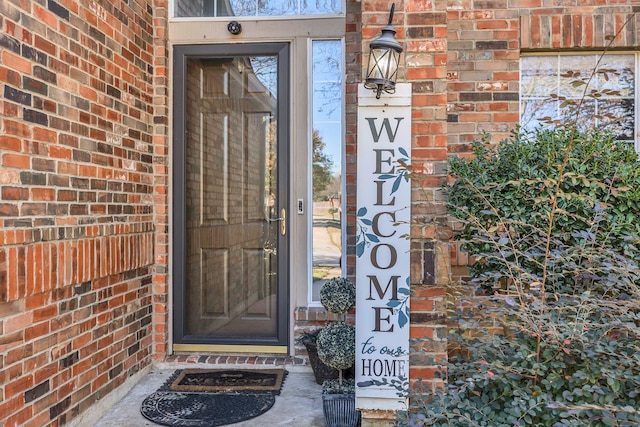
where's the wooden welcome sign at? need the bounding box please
[355,84,411,411]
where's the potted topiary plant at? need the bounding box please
[315,277,360,427]
[297,329,340,385]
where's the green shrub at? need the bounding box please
[445,128,640,295]
[396,128,640,426]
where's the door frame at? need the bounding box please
[171,42,290,351]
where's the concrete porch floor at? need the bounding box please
[91,364,326,427]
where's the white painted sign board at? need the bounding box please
[355,84,411,411]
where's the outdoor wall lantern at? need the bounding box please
[364,3,403,99]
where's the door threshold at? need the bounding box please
[173,343,288,354]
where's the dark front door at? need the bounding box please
[173,43,289,350]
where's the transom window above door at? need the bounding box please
[175,0,343,18]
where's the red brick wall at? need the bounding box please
[0,0,160,424]
[344,0,362,280]
[447,4,520,156]
[151,0,170,362]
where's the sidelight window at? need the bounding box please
[310,39,343,303]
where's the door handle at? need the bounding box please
[280,208,286,236]
[268,209,286,236]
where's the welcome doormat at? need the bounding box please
[166,368,286,393]
[140,369,288,427]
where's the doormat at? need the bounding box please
[141,391,275,427]
[140,369,288,427]
[166,368,286,393]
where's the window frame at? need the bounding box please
[169,0,346,20]
[520,51,639,152]
[307,38,346,306]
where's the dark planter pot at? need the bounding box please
[322,393,360,427]
[303,340,340,385]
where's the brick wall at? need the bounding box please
[150,0,170,360]
[344,0,362,280]
[0,0,160,424]
[446,3,520,156]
